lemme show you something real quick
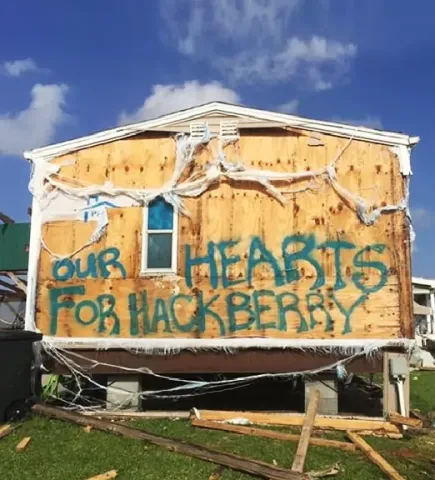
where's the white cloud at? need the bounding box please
[119,81,240,125]
[331,116,383,130]
[162,0,301,55]
[161,0,357,90]
[219,36,357,88]
[277,99,299,113]
[2,58,43,77]
[412,207,434,229]
[0,83,69,156]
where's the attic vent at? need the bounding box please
[190,122,208,140]
[220,121,239,144]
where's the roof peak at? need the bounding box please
[24,102,419,162]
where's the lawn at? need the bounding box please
[0,372,434,480]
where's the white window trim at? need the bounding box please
[140,202,178,276]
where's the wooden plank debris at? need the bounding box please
[388,412,423,428]
[0,424,16,440]
[85,471,117,480]
[208,466,225,480]
[84,410,190,420]
[0,279,22,293]
[83,425,93,433]
[0,212,15,224]
[191,419,356,452]
[347,431,405,480]
[354,430,403,439]
[15,436,31,452]
[307,464,341,478]
[33,404,308,480]
[192,410,401,435]
[410,409,431,427]
[292,390,320,473]
[6,272,27,293]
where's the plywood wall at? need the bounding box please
[36,128,413,341]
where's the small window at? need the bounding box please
[141,197,178,274]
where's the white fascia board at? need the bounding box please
[412,276,435,287]
[24,102,419,163]
[214,103,419,147]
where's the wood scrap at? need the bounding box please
[410,409,431,427]
[208,465,225,480]
[33,404,309,480]
[84,410,190,420]
[192,410,401,435]
[388,412,423,428]
[15,436,31,452]
[6,272,27,293]
[83,425,93,433]
[0,424,16,440]
[85,471,117,480]
[347,431,405,480]
[0,212,15,224]
[353,430,403,439]
[307,464,340,478]
[0,289,25,299]
[191,419,356,452]
[0,279,22,293]
[292,390,320,473]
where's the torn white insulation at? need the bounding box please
[34,125,412,260]
[42,336,415,355]
[25,119,416,352]
[41,341,380,409]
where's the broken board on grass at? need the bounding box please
[191,419,356,452]
[292,390,321,473]
[192,410,401,435]
[347,431,405,480]
[33,404,309,480]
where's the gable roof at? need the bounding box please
[24,101,420,163]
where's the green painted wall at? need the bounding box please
[0,223,30,271]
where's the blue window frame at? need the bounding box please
[141,197,177,274]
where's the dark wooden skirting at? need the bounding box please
[49,349,383,375]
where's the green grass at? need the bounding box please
[410,371,435,415]
[0,372,434,480]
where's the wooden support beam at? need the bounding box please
[292,390,320,473]
[33,404,308,480]
[191,419,356,452]
[52,349,383,375]
[192,410,401,435]
[347,432,405,480]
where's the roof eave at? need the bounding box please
[23,102,419,162]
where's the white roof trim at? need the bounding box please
[412,276,435,287]
[24,102,420,162]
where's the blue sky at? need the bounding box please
[0,0,434,276]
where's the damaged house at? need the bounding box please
[23,102,419,414]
